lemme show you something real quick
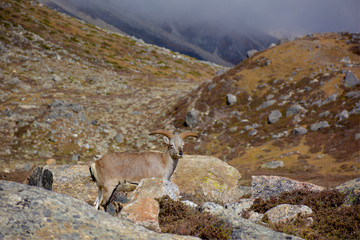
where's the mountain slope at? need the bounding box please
[160,32,360,187]
[38,0,278,66]
[0,0,224,173]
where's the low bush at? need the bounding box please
[157,196,232,239]
[250,189,360,239]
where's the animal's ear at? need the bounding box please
[163,136,170,144]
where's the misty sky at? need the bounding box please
[101,0,359,38]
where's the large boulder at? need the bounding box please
[127,177,180,202]
[120,198,161,232]
[0,180,197,240]
[42,164,98,206]
[171,155,243,203]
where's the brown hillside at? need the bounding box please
[0,0,224,177]
[161,33,360,187]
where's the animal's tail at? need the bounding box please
[89,162,96,182]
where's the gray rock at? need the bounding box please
[335,178,360,205]
[25,166,53,190]
[286,104,307,117]
[51,74,62,82]
[247,49,258,58]
[356,133,360,140]
[345,91,360,98]
[337,110,349,122]
[127,177,180,202]
[226,94,237,105]
[271,131,289,139]
[310,121,330,131]
[47,100,85,121]
[115,133,124,143]
[318,111,331,118]
[265,204,313,225]
[72,154,81,161]
[340,56,351,64]
[304,86,312,92]
[249,129,257,136]
[226,198,254,214]
[0,181,194,240]
[185,109,200,128]
[251,176,324,200]
[292,127,308,135]
[344,71,360,88]
[257,100,276,110]
[351,101,360,115]
[201,202,302,240]
[321,93,338,106]
[261,161,284,169]
[268,110,282,124]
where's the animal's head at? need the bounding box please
[150,130,198,159]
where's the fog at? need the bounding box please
[94,0,359,38]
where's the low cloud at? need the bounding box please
[95,0,359,38]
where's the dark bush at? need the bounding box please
[250,189,360,239]
[157,196,232,240]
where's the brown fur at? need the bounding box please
[90,130,197,209]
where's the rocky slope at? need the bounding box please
[160,32,360,187]
[0,0,224,176]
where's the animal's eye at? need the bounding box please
[171,144,175,149]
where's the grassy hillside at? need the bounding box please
[0,0,224,176]
[162,33,360,187]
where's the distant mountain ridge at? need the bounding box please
[39,0,278,66]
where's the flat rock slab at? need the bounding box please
[0,180,198,240]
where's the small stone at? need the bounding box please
[248,129,257,136]
[321,93,338,106]
[226,94,237,105]
[344,71,360,88]
[319,111,330,118]
[310,121,330,131]
[115,133,124,143]
[247,49,258,58]
[340,56,351,64]
[265,204,313,225]
[261,161,284,169]
[337,110,349,122]
[51,74,62,82]
[184,109,200,128]
[292,127,308,135]
[257,100,276,110]
[355,134,360,140]
[72,154,81,161]
[286,104,307,117]
[229,126,238,132]
[268,110,282,124]
[345,91,360,98]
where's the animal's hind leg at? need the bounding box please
[94,187,103,210]
[101,181,118,209]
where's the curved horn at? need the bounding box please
[149,129,175,139]
[179,131,198,139]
